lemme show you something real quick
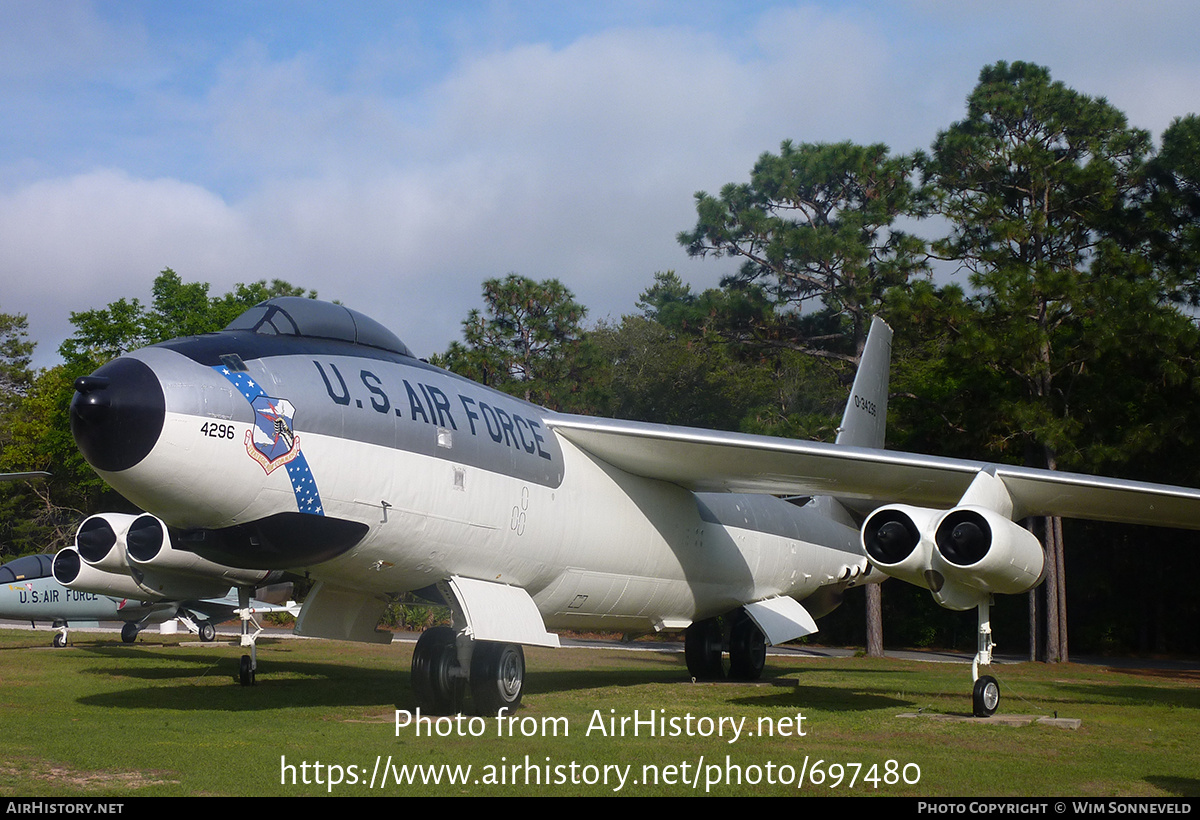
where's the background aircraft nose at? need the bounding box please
[70,357,166,472]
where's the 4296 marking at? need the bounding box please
[200,422,237,440]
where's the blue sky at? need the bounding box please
[5,1,1200,367]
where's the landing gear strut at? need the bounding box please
[971,599,999,717]
[236,587,261,686]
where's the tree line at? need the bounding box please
[3,61,1199,657]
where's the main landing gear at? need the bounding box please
[411,626,526,715]
[685,609,768,682]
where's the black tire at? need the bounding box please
[728,613,767,681]
[470,642,525,715]
[411,626,462,713]
[684,618,725,680]
[239,654,255,686]
[52,633,67,648]
[120,623,139,644]
[198,621,216,642]
[973,675,999,717]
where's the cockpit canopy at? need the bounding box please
[0,554,54,582]
[224,297,413,358]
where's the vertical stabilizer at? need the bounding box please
[835,316,892,449]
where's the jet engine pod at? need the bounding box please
[74,513,139,572]
[53,546,153,599]
[932,506,1046,597]
[861,504,942,588]
[863,504,1047,612]
[125,513,275,588]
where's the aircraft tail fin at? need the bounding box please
[834,317,892,450]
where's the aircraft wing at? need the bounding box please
[546,414,1200,529]
[183,595,301,624]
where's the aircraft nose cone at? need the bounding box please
[70,357,166,472]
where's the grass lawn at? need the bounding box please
[0,629,1196,797]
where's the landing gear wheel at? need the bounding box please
[470,642,525,715]
[52,633,67,648]
[973,675,999,717]
[685,618,725,680]
[198,621,216,642]
[729,613,767,681]
[120,623,139,644]
[412,626,462,714]
[239,654,255,686]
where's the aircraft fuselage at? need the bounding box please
[73,329,866,634]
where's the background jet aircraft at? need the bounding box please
[62,297,1200,716]
[0,548,292,646]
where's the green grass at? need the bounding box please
[0,629,1196,797]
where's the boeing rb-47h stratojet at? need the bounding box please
[61,298,1200,716]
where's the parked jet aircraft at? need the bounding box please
[60,297,1200,716]
[3,533,296,648]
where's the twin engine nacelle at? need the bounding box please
[53,512,275,602]
[861,504,1046,611]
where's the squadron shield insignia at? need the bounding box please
[213,365,324,515]
[247,395,300,473]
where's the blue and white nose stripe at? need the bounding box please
[214,366,325,516]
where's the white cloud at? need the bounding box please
[7,2,1200,370]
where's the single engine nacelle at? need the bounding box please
[52,546,152,600]
[860,504,942,589]
[931,506,1045,600]
[126,514,279,588]
[862,504,1046,611]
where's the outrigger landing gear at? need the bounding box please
[971,599,999,717]
[237,587,260,686]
